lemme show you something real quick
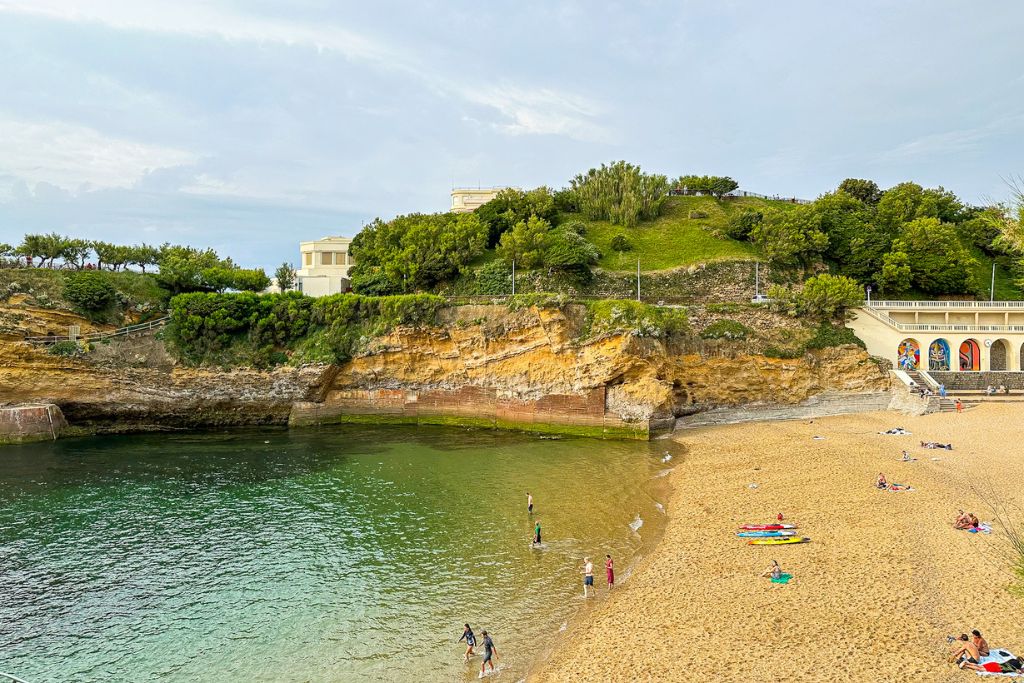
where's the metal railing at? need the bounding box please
[24,316,170,345]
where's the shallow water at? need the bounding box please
[0,425,670,682]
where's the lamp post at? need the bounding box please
[512,260,516,296]
[636,259,641,302]
[866,285,872,306]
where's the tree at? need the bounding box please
[571,161,669,227]
[543,228,600,273]
[62,239,92,269]
[495,215,552,268]
[708,176,739,199]
[877,243,912,296]
[837,178,882,205]
[275,263,297,291]
[798,273,863,318]
[348,211,487,293]
[673,175,738,199]
[156,245,228,294]
[897,217,977,294]
[749,205,829,265]
[63,271,115,311]
[227,269,271,292]
[725,209,763,240]
[813,191,882,280]
[130,244,161,273]
[475,187,557,247]
[875,182,926,233]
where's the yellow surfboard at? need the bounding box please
[748,536,810,545]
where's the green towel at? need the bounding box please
[771,573,793,584]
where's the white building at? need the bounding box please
[297,236,354,297]
[450,187,513,213]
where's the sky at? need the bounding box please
[1,1,1023,270]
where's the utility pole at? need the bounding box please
[636,259,641,302]
[991,263,996,302]
[512,260,516,296]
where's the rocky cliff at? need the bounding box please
[0,304,890,441]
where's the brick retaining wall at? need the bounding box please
[0,404,67,445]
[288,385,653,439]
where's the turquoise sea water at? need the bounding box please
[0,426,670,682]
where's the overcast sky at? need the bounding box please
[1,1,1023,270]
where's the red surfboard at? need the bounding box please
[739,524,798,531]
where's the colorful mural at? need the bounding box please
[959,339,981,371]
[897,338,920,370]
[928,339,950,371]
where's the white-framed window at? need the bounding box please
[321,252,334,266]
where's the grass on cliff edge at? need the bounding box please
[576,195,793,272]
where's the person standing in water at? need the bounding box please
[582,557,594,597]
[458,623,476,662]
[605,554,614,590]
[479,631,498,678]
[532,519,541,546]
[527,492,533,514]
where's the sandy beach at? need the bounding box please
[533,404,1024,682]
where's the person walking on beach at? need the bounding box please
[582,557,594,597]
[605,554,614,590]
[459,623,476,661]
[527,492,533,514]
[532,519,541,546]
[955,398,963,414]
[479,631,498,678]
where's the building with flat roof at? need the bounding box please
[450,187,512,213]
[297,236,354,297]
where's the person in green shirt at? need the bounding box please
[532,519,541,546]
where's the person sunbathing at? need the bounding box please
[921,441,953,450]
[761,560,783,580]
[972,630,990,658]
[954,510,972,529]
[968,513,980,530]
[949,633,982,669]
[876,473,888,489]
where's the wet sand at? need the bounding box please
[532,404,1024,682]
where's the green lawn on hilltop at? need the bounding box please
[573,195,797,272]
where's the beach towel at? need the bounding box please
[974,649,1024,677]
[887,484,914,492]
[879,428,912,435]
[770,573,793,584]
[966,523,993,534]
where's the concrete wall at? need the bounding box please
[672,390,896,430]
[0,404,67,445]
[288,385,656,439]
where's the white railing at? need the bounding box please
[869,300,1024,309]
[856,307,1024,333]
[0,673,30,683]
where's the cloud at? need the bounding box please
[0,0,608,143]
[466,85,609,143]
[870,114,1024,165]
[0,117,199,194]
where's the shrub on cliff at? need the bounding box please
[700,319,752,341]
[804,322,866,350]
[168,291,444,367]
[62,271,115,312]
[585,300,688,339]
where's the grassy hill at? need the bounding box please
[573,195,792,272]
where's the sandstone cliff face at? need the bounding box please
[0,304,890,440]
[310,305,890,436]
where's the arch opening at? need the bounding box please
[959,339,981,371]
[990,339,1011,371]
[897,339,920,370]
[927,339,951,371]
